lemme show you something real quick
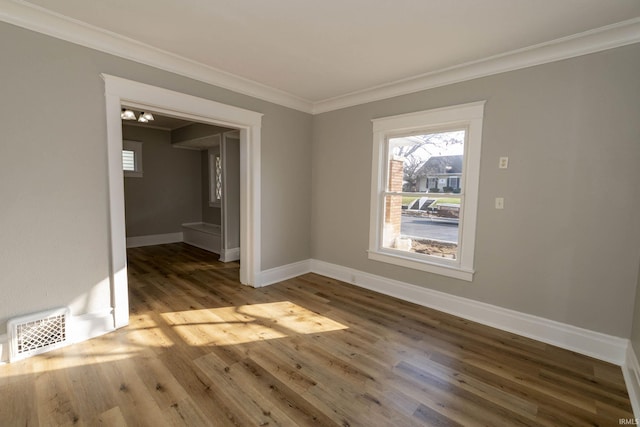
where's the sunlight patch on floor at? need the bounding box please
[162,301,348,346]
[0,303,347,378]
[0,314,173,378]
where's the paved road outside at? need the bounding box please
[401,215,459,243]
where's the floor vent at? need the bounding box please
[8,307,70,362]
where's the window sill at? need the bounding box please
[367,250,474,281]
[124,171,143,178]
[209,201,221,208]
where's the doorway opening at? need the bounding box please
[120,108,240,263]
[103,75,263,329]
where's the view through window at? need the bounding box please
[383,129,466,260]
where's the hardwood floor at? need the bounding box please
[0,243,633,426]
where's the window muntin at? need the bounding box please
[369,101,484,281]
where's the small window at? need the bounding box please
[215,155,223,200]
[209,149,222,207]
[122,140,143,178]
[122,150,135,171]
[369,102,485,281]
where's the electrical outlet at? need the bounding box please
[499,157,509,169]
[495,197,504,209]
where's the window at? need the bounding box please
[448,177,460,190]
[122,140,143,178]
[215,156,223,200]
[209,148,222,207]
[369,101,485,281]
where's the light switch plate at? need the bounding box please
[495,197,504,209]
[499,157,509,169]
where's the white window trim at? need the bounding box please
[123,140,143,178]
[369,101,485,281]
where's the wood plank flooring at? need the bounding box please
[0,243,633,426]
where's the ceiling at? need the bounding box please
[3,1,640,112]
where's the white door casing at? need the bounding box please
[102,74,262,328]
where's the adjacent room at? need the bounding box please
[1,1,640,425]
[120,109,241,262]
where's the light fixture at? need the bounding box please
[140,112,154,121]
[121,109,155,123]
[121,109,136,120]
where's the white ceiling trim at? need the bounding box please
[312,17,640,114]
[0,0,314,113]
[1,1,639,115]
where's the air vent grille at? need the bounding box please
[8,307,70,362]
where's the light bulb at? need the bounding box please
[121,109,136,120]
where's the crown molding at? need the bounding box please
[0,0,314,113]
[312,17,640,114]
[1,1,639,115]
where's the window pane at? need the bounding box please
[382,195,460,260]
[388,130,465,193]
[215,155,223,200]
[122,150,135,171]
[384,129,465,261]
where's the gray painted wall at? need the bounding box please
[172,123,231,143]
[122,126,202,237]
[0,22,312,332]
[311,44,640,338]
[171,122,227,225]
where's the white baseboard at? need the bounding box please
[126,232,184,248]
[310,259,628,366]
[182,223,221,254]
[256,259,312,287]
[219,247,240,262]
[624,343,640,418]
[69,310,115,344]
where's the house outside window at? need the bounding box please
[369,101,485,281]
[420,155,463,192]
